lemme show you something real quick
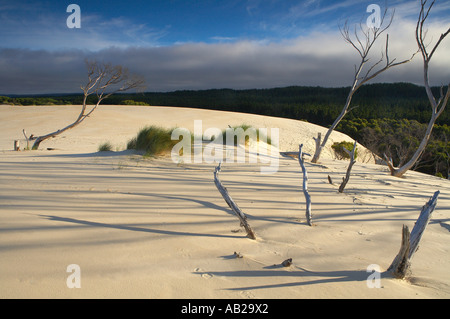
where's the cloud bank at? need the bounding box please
[0,1,448,95]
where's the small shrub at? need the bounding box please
[332,141,357,160]
[435,172,444,179]
[122,100,150,106]
[98,142,113,152]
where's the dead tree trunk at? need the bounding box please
[213,163,256,240]
[339,141,357,193]
[299,144,312,226]
[311,8,417,163]
[384,0,449,177]
[388,190,440,279]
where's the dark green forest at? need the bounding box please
[2,82,449,178]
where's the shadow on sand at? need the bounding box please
[195,266,389,291]
[39,214,242,239]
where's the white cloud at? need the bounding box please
[0,7,169,51]
[0,0,448,94]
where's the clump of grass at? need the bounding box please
[98,142,113,152]
[126,137,137,150]
[127,124,274,158]
[222,124,273,146]
[127,126,178,156]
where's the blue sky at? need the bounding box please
[0,0,449,94]
[1,0,382,49]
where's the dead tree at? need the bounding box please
[311,7,417,163]
[384,0,450,177]
[299,144,312,226]
[31,60,145,150]
[213,163,256,240]
[388,191,439,279]
[339,141,357,193]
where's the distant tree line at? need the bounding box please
[2,82,448,178]
[0,95,72,106]
[3,83,447,125]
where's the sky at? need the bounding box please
[0,0,449,94]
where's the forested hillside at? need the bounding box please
[2,83,448,178]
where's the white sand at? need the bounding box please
[0,105,449,299]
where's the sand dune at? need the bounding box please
[0,105,449,299]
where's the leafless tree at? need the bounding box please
[31,60,145,149]
[384,0,449,177]
[311,7,417,163]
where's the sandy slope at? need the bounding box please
[0,105,375,161]
[0,105,449,299]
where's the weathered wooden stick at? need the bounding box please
[299,144,312,226]
[409,190,439,260]
[22,129,29,150]
[389,225,411,279]
[388,191,440,279]
[327,175,334,185]
[339,141,357,193]
[312,132,322,163]
[213,163,256,240]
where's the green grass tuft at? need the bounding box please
[221,124,272,146]
[127,126,178,156]
[98,142,113,152]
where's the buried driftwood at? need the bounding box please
[388,191,440,279]
[298,144,313,226]
[338,141,357,193]
[213,163,256,240]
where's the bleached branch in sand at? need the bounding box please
[299,144,313,226]
[213,163,256,240]
[338,141,357,193]
[388,190,439,279]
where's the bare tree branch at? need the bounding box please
[312,6,416,163]
[32,60,145,149]
[389,0,449,177]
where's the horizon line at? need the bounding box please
[0,81,429,97]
